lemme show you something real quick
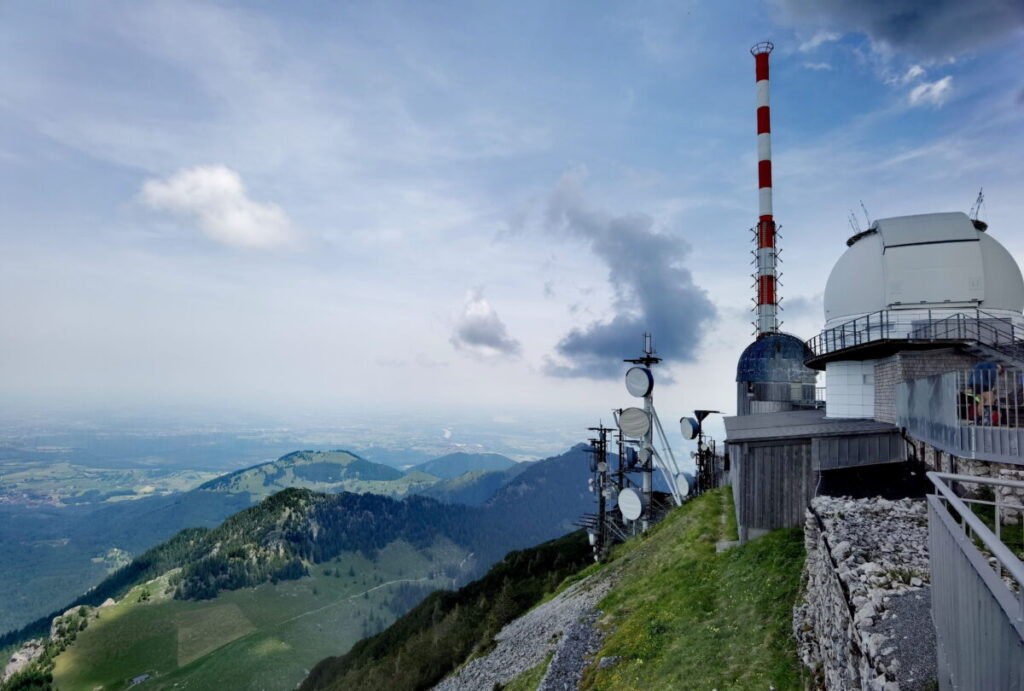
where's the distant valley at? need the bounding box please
[0,449,523,635]
[1,446,595,691]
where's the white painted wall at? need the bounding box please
[825,360,877,419]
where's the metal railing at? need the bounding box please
[929,472,1024,591]
[927,472,1024,689]
[897,366,1024,465]
[806,308,1021,359]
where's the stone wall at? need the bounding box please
[794,497,932,690]
[874,349,979,424]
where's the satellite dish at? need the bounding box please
[618,408,651,438]
[681,417,700,440]
[618,488,644,521]
[638,447,651,464]
[625,367,654,398]
[675,472,690,496]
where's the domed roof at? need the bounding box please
[736,332,817,383]
[823,212,1024,325]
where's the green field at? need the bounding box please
[52,538,469,691]
[0,461,220,505]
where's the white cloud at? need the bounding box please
[140,165,298,249]
[908,76,954,107]
[799,31,840,52]
[803,62,833,71]
[900,64,926,84]
[449,289,522,358]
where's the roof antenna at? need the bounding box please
[848,210,861,234]
[859,201,872,227]
[969,187,984,221]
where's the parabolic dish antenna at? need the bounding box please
[625,366,654,398]
[618,488,643,521]
[618,407,651,438]
[681,416,700,440]
[675,472,690,496]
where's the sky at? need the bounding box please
[1,0,1023,441]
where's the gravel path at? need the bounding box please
[537,610,603,691]
[864,587,937,690]
[432,576,613,691]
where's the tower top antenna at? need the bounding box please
[624,332,662,366]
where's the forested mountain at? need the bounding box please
[409,452,516,479]
[197,449,439,499]
[1,445,595,651]
[414,461,534,505]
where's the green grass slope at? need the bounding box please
[49,539,469,691]
[300,531,593,691]
[296,489,807,691]
[580,489,807,690]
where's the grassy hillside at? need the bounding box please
[49,539,469,691]
[198,450,440,499]
[300,531,592,691]
[409,452,516,479]
[579,490,806,690]
[297,489,807,691]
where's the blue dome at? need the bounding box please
[736,333,816,383]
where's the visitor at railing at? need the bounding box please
[959,363,1024,427]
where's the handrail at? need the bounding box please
[927,471,1024,595]
[807,308,1022,359]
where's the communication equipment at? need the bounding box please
[618,488,643,521]
[681,417,700,440]
[625,366,654,398]
[617,407,651,438]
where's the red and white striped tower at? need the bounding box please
[751,41,779,336]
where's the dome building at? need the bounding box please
[809,212,1024,419]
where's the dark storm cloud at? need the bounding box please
[543,175,715,379]
[777,0,1024,60]
[450,289,522,358]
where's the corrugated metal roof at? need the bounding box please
[724,409,897,442]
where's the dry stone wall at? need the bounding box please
[794,496,933,690]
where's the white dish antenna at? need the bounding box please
[617,407,651,438]
[618,488,643,521]
[675,472,690,496]
[680,417,700,440]
[625,366,654,398]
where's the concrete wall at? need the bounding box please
[874,349,979,424]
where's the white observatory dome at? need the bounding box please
[823,212,1024,327]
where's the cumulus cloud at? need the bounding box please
[542,173,715,379]
[799,31,840,52]
[777,0,1024,60]
[141,165,298,249]
[449,289,522,358]
[908,76,954,107]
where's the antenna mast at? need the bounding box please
[751,41,779,337]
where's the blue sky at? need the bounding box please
[1,1,1022,433]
